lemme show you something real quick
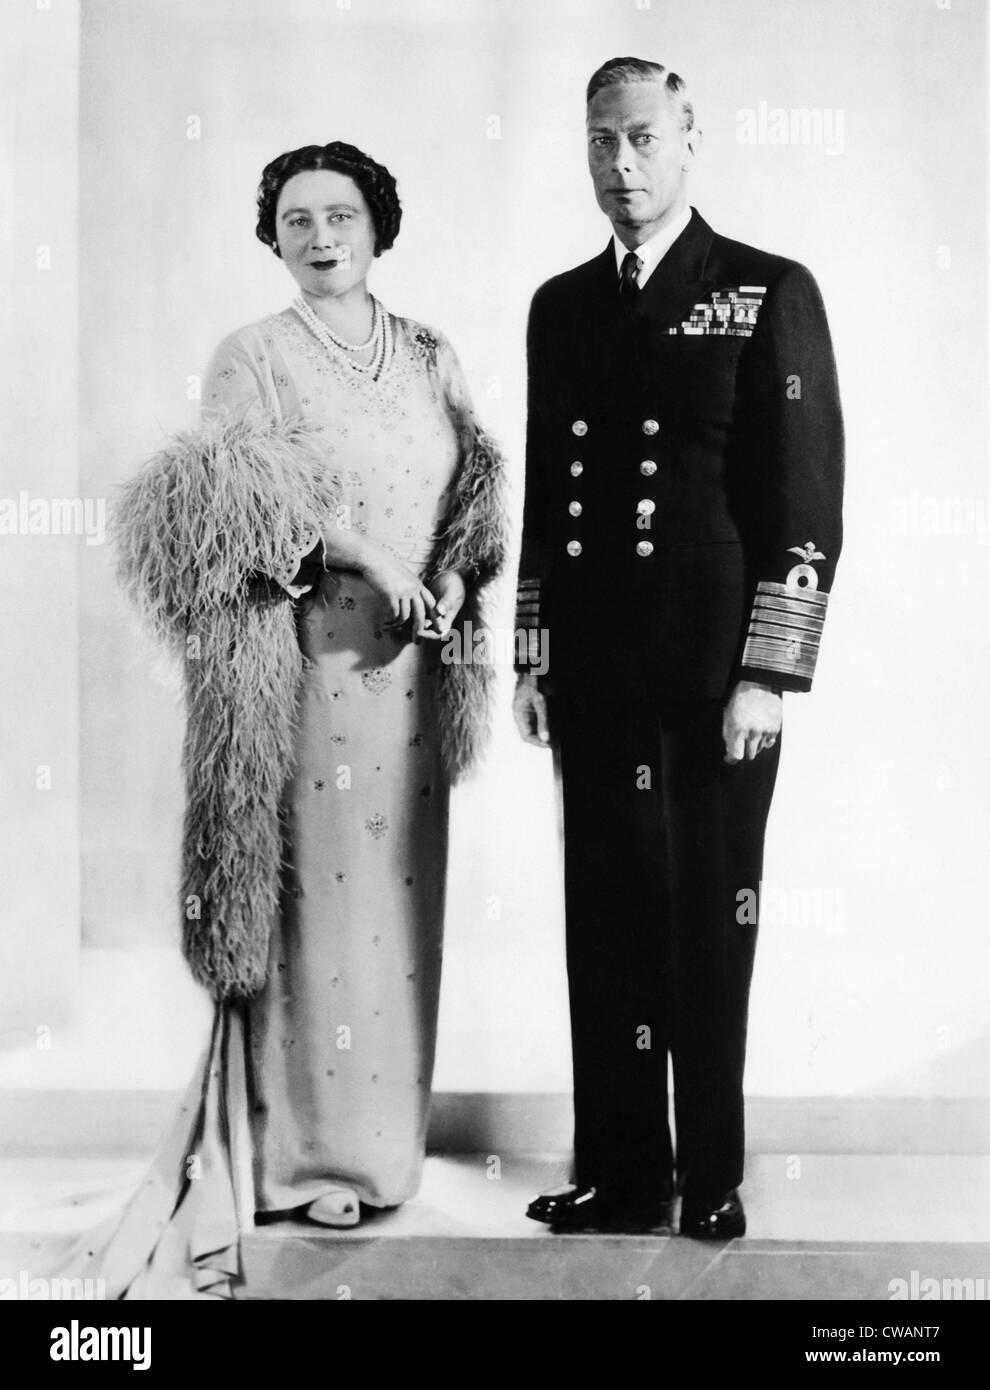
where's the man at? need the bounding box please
[513,57,843,1239]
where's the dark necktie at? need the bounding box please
[618,251,642,311]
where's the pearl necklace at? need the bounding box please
[292,294,393,378]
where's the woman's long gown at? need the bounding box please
[64,306,468,1297]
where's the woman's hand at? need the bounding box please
[359,550,438,639]
[420,569,469,640]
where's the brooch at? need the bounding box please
[412,328,439,364]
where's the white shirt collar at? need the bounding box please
[613,204,693,288]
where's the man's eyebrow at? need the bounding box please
[587,122,656,135]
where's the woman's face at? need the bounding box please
[274,168,377,299]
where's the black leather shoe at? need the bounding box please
[526,1184,673,1232]
[679,1189,746,1240]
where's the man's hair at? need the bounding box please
[586,56,694,132]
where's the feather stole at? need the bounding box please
[114,405,507,999]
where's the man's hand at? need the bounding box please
[722,680,782,764]
[513,672,551,748]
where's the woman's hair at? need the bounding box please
[255,141,402,258]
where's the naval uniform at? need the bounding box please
[516,207,844,1204]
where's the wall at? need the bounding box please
[1,1,81,1031]
[68,0,988,1098]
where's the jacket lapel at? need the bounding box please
[566,246,627,395]
[629,208,716,335]
[565,213,718,394]
[584,243,624,322]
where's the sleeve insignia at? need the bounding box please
[787,541,826,563]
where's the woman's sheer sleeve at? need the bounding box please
[201,336,274,419]
[201,335,325,597]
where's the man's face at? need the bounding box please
[586,82,695,247]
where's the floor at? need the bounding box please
[2,1152,989,1300]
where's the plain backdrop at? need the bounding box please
[1,0,987,1101]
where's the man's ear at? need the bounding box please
[682,126,703,171]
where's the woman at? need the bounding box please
[84,142,506,1297]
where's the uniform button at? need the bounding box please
[636,541,654,558]
[641,419,660,436]
[566,540,583,557]
[636,499,656,516]
[640,460,658,477]
[570,461,584,477]
[571,420,588,437]
[568,501,583,517]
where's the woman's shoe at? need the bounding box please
[305,1188,361,1228]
